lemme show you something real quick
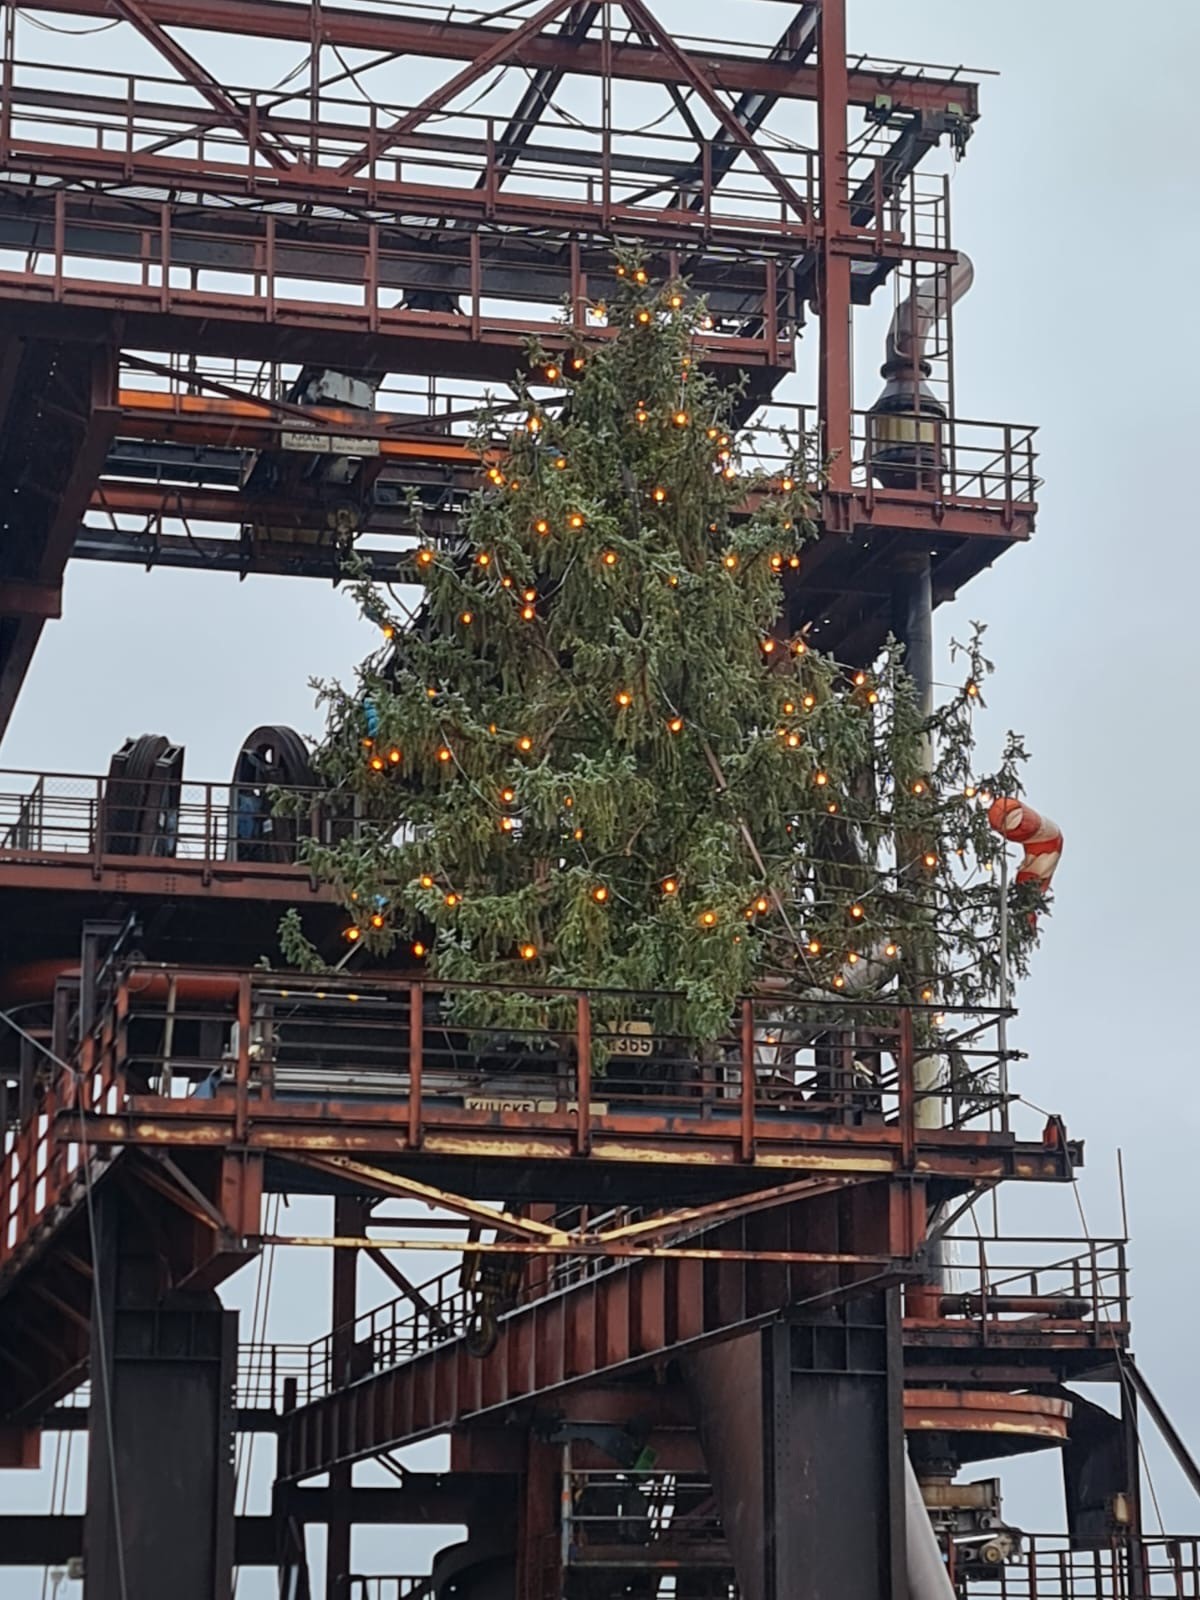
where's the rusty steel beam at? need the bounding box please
[19,0,982,118]
[279,1182,920,1481]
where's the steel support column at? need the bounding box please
[816,0,854,500]
[324,1196,369,1599]
[83,1184,237,1600]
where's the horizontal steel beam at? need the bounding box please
[19,0,981,118]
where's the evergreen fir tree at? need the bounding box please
[281,260,1039,1043]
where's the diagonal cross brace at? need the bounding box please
[107,0,295,171]
[337,0,580,178]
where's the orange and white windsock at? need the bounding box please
[987,797,1063,893]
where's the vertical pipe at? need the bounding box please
[575,991,591,1156]
[816,0,853,494]
[408,980,423,1149]
[740,998,755,1162]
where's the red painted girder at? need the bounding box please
[20,0,981,118]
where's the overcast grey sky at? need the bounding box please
[4,0,1200,1589]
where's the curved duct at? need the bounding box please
[869,253,974,490]
[227,724,316,863]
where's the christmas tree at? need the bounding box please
[281,259,1039,1044]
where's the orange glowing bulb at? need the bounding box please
[602,550,618,566]
[789,555,801,569]
[699,910,718,928]
[808,940,821,955]
[517,736,533,752]
[534,518,549,535]
[416,547,434,566]
[770,554,783,571]
[500,816,515,832]
[826,802,839,814]
[803,694,816,710]
[591,886,609,904]
[634,267,648,284]
[723,553,738,570]
[652,486,667,503]
[792,639,807,656]
[419,874,434,889]
[501,787,516,803]
[636,309,652,325]
[662,877,679,895]
[912,781,926,795]
[369,755,385,771]
[850,904,864,920]
[966,681,979,698]
[437,746,452,763]
[669,293,683,309]
[786,733,801,748]
[755,896,769,914]
[526,415,542,433]
[387,748,402,764]
[521,604,536,621]
[783,701,795,714]
[761,638,776,654]
[555,456,567,470]
[571,356,585,371]
[520,943,538,961]
[667,716,684,734]
[885,943,898,958]
[635,407,649,424]
[476,551,490,567]
[544,364,560,382]
[615,690,632,708]
[673,410,689,427]
[370,913,385,929]
[382,623,395,640]
[569,512,584,528]
[782,476,795,492]
[344,926,361,942]
[814,771,828,787]
[412,941,427,958]
[444,892,460,908]
[459,611,473,625]
[832,974,846,990]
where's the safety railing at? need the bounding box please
[957,1535,1200,1600]
[0,53,954,258]
[741,405,1040,510]
[907,1237,1129,1343]
[0,768,341,866]
[339,1581,431,1600]
[0,186,797,368]
[561,1469,731,1571]
[2,964,1043,1277]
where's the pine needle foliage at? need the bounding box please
[281,263,1041,1042]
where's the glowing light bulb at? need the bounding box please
[501,576,513,589]
[912,780,926,796]
[667,573,679,587]
[615,265,627,278]
[964,784,977,798]
[571,356,585,371]
[520,942,538,960]
[723,553,738,570]
[781,476,794,492]
[563,796,574,808]
[344,926,361,942]
[699,909,718,928]
[850,904,864,920]
[814,771,828,787]
[966,681,979,698]
[416,547,434,566]
[634,267,648,284]
[755,896,769,914]
[501,786,516,803]
[382,623,395,640]
[500,816,515,832]
[803,694,816,710]
[652,486,667,503]
[854,672,867,687]
[662,877,679,895]
[615,689,633,708]
[923,852,938,869]
[832,974,846,990]
[387,748,402,764]
[636,309,652,325]
[437,746,452,763]
[521,604,536,621]
[669,293,683,309]
[534,518,549,535]
[602,550,618,566]
[783,701,795,715]
[412,941,427,958]
[523,589,537,603]
[591,886,609,904]
[369,755,385,771]
[426,686,438,699]
[770,554,783,571]
[808,940,821,955]
[419,874,434,889]
[555,456,567,470]
[827,802,839,814]
[885,943,898,958]
[667,716,684,734]
[526,415,542,433]
[921,987,935,1003]
[517,736,533,752]
[786,733,801,748]
[459,610,473,625]
[706,427,719,440]
[569,512,585,528]
[544,364,560,382]
[673,411,689,427]
[476,551,490,567]
[761,638,776,654]
[847,951,859,965]
[370,912,385,929]
[789,555,801,569]
[444,892,460,908]
[635,407,649,425]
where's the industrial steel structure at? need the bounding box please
[0,2,1194,1597]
